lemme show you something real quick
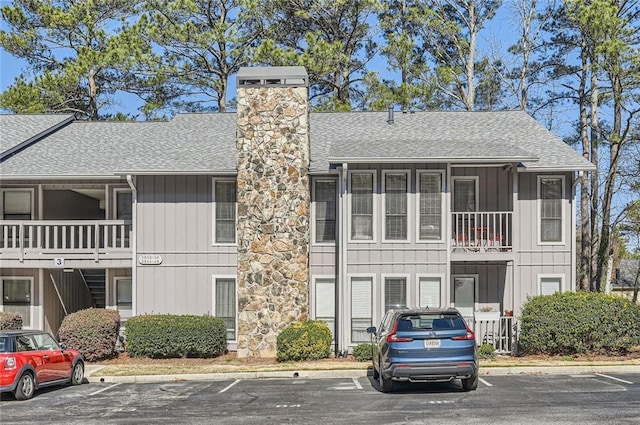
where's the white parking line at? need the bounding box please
[479,377,493,387]
[89,383,121,396]
[219,379,241,393]
[595,373,633,385]
[352,377,363,390]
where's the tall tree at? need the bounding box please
[0,0,148,120]
[256,0,378,110]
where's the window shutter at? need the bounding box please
[419,277,441,308]
[540,277,561,295]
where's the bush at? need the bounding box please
[0,312,22,330]
[277,320,332,362]
[352,343,376,362]
[519,291,640,356]
[125,314,227,358]
[478,343,496,359]
[58,308,120,361]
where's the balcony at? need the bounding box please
[452,211,512,253]
[0,220,132,263]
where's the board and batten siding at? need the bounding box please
[135,175,237,316]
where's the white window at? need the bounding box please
[213,277,236,341]
[115,278,132,322]
[383,171,409,241]
[313,277,335,339]
[417,172,443,241]
[538,176,564,243]
[453,177,478,212]
[213,179,236,244]
[1,189,33,220]
[350,172,375,241]
[539,275,563,295]
[114,189,132,221]
[313,179,337,243]
[383,276,407,311]
[350,276,373,343]
[418,275,442,308]
[1,278,33,328]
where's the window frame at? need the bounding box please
[348,273,376,344]
[381,274,410,312]
[311,178,338,245]
[0,276,35,329]
[416,170,445,243]
[0,188,35,220]
[452,176,479,212]
[113,276,133,322]
[537,175,565,245]
[212,275,237,342]
[310,276,336,340]
[112,188,133,221]
[538,274,564,296]
[382,170,410,242]
[212,178,237,246]
[348,170,377,243]
[416,274,445,308]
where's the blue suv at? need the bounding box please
[367,308,478,392]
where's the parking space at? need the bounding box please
[1,373,639,424]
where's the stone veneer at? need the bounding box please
[235,79,310,358]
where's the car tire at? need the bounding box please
[14,372,35,401]
[372,360,380,380]
[378,356,394,393]
[462,373,478,391]
[71,361,84,385]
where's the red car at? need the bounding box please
[0,330,84,400]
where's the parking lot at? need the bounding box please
[2,372,639,424]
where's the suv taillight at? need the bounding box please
[451,322,475,341]
[386,321,413,343]
[3,356,17,370]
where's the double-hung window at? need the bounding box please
[383,172,408,241]
[314,278,335,339]
[313,179,336,243]
[350,276,373,342]
[213,180,236,244]
[350,172,374,241]
[418,172,443,240]
[539,275,563,295]
[384,277,407,311]
[214,277,236,340]
[539,176,563,243]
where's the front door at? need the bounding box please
[453,276,475,317]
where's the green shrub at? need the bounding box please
[519,291,640,356]
[478,343,496,359]
[125,314,227,358]
[277,320,332,362]
[0,312,22,330]
[352,343,376,362]
[58,308,120,361]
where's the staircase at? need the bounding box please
[81,269,106,308]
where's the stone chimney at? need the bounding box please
[235,67,310,358]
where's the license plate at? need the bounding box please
[425,339,441,349]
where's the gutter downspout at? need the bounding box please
[127,175,137,317]
[571,171,582,293]
[339,163,348,354]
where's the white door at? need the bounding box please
[453,276,475,317]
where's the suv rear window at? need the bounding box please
[399,314,466,331]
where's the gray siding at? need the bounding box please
[135,175,237,316]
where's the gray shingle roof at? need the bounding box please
[0,114,73,160]
[0,110,594,178]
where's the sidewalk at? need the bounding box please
[84,362,640,384]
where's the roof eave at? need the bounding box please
[328,156,538,164]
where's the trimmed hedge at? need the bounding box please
[125,314,227,358]
[478,343,496,359]
[0,312,23,330]
[58,308,120,361]
[277,320,332,362]
[519,291,640,356]
[352,343,376,362]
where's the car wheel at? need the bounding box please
[71,361,84,385]
[462,374,478,391]
[378,356,394,393]
[14,372,35,401]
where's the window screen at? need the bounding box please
[385,173,407,240]
[315,180,336,242]
[215,181,236,243]
[419,173,442,240]
[351,174,373,240]
[540,178,562,242]
[453,179,476,212]
[216,278,236,340]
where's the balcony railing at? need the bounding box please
[452,211,512,252]
[1,220,131,262]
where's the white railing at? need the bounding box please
[467,316,516,354]
[452,211,512,252]
[0,220,131,261]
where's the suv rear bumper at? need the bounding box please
[386,361,478,382]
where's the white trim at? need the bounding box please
[0,276,35,329]
[381,273,410,311]
[452,176,479,212]
[311,177,338,246]
[416,273,446,308]
[537,175,566,245]
[212,178,237,246]
[382,169,411,242]
[347,170,377,243]
[0,188,35,219]
[212,274,238,343]
[538,274,564,295]
[347,273,376,345]
[416,170,445,243]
